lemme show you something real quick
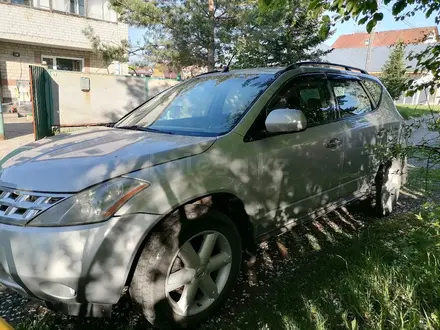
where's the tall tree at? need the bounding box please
[380,43,407,100]
[109,0,245,70]
[235,0,331,68]
[83,26,131,71]
[109,0,330,70]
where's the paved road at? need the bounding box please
[406,114,440,169]
[0,113,34,159]
[407,114,439,146]
[0,134,34,160]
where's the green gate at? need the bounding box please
[29,65,53,140]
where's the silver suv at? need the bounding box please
[0,62,405,328]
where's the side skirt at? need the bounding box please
[256,192,369,243]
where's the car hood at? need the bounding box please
[0,127,216,192]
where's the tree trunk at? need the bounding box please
[207,0,215,71]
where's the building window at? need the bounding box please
[52,0,85,16]
[32,0,50,10]
[70,0,85,15]
[4,0,116,22]
[42,56,84,72]
[6,0,31,5]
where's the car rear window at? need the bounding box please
[362,79,383,108]
[329,79,372,117]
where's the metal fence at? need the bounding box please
[29,66,53,140]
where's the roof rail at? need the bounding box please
[194,70,222,77]
[276,61,368,76]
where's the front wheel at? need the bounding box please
[129,210,242,329]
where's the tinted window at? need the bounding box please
[116,74,274,136]
[268,75,335,127]
[329,79,372,117]
[363,79,383,108]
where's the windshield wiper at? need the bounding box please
[116,125,143,131]
[116,125,176,135]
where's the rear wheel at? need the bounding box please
[129,210,242,329]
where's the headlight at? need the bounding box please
[28,178,150,226]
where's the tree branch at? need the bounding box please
[201,7,209,17]
[215,10,227,19]
[416,144,440,154]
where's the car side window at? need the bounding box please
[267,75,336,127]
[362,79,383,108]
[329,78,372,117]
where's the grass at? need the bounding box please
[396,104,440,119]
[407,166,440,193]
[9,169,440,330]
[223,210,440,330]
[201,168,440,329]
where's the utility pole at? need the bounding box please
[365,0,381,71]
[207,0,216,71]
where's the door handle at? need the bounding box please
[325,138,342,150]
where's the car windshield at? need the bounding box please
[115,73,274,136]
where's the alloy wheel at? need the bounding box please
[165,230,233,316]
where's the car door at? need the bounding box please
[248,73,346,235]
[327,74,385,199]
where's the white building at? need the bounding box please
[0,0,128,103]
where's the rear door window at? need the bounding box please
[329,78,372,117]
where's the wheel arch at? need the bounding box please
[124,192,255,288]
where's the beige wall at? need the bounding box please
[0,41,129,103]
[0,3,128,51]
[48,70,179,125]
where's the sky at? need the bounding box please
[128,4,439,52]
[326,4,439,46]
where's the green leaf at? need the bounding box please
[258,0,274,8]
[308,0,322,10]
[366,0,378,12]
[358,15,369,25]
[373,12,384,21]
[319,19,331,40]
[426,7,434,18]
[321,14,331,23]
[366,19,377,33]
[392,0,406,16]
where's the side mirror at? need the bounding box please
[265,109,307,133]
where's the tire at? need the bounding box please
[129,209,242,329]
[374,157,405,216]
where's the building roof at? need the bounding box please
[322,43,433,73]
[332,26,439,48]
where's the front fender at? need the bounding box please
[117,153,264,220]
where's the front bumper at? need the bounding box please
[0,213,160,316]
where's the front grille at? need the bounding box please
[0,187,70,225]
